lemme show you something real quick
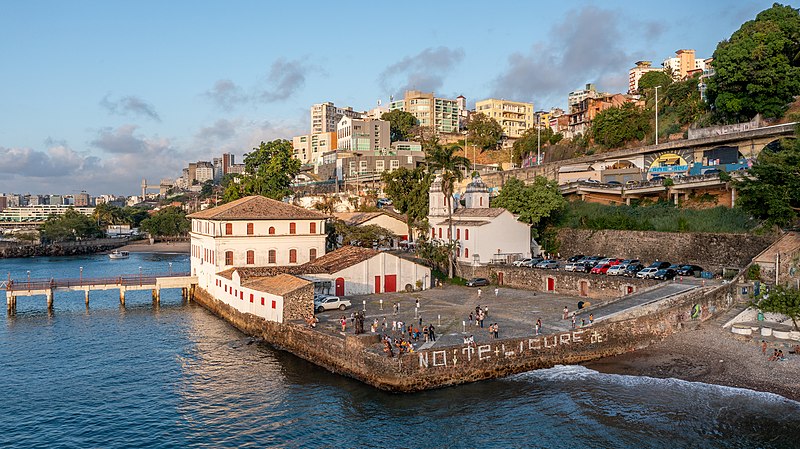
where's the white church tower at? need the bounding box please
[428,174,453,218]
[463,176,490,209]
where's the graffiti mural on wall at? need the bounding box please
[417,329,605,369]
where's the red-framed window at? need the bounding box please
[465,229,469,240]
[225,223,232,235]
[289,249,297,264]
[271,300,276,309]
[456,228,460,239]
[310,222,316,234]
[268,250,276,264]
[261,297,265,306]
[250,293,254,303]
[225,251,233,266]
[289,222,296,234]
[465,248,469,258]
[309,248,317,262]
[246,223,254,235]
[246,250,255,265]
[269,226,275,235]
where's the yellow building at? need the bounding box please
[474,98,534,138]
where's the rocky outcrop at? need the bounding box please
[0,240,128,258]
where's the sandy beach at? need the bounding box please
[117,241,190,254]
[584,322,800,402]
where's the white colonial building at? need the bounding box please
[429,175,532,265]
[188,195,328,291]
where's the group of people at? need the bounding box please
[761,340,797,362]
[306,314,319,328]
[382,334,415,357]
[468,305,489,328]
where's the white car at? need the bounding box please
[606,265,627,276]
[513,258,532,267]
[636,267,659,279]
[314,296,351,313]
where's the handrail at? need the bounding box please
[4,272,191,291]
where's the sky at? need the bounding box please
[0,0,785,196]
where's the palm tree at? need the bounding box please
[424,138,471,278]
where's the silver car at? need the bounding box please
[636,267,659,279]
[314,295,351,313]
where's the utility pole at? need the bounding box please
[537,114,541,166]
[654,85,661,146]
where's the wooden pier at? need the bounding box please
[3,272,197,314]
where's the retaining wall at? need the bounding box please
[0,239,129,258]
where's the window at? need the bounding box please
[431,228,435,238]
[465,229,469,240]
[390,160,400,170]
[309,248,317,262]
[456,229,460,239]
[246,250,254,265]
[225,223,232,235]
[479,197,483,206]
[271,300,276,309]
[269,226,275,235]
[250,293,254,303]
[310,222,316,234]
[240,292,243,300]
[261,297,265,306]
[289,222,296,234]
[289,249,297,264]
[225,251,233,266]
[438,228,442,238]
[465,248,469,258]
[247,223,254,235]
[269,250,276,264]
[375,160,385,173]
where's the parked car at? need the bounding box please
[636,267,659,279]
[513,258,532,267]
[576,262,593,273]
[591,264,612,275]
[623,263,644,277]
[653,268,678,280]
[606,180,622,186]
[606,264,628,276]
[608,258,624,266]
[677,265,704,277]
[647,261,672,270]
[314,295,351,313]
[536,260,559,269]
[520,257,543,267]
[620,259,641,265]
[564,262,582,272]
[466,278,490,287]
[567,254,585,263]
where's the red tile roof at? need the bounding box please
[334,210,408,226]
[242,274,311,296]
[187,196,327,221]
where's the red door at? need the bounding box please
[547,277,555,291]
[384,275,397,293]
[335,277,345,296]
[375,276,381,294]
[497,272,504,286]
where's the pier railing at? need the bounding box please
[3,272,191,291]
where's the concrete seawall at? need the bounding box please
[192,280,739,392]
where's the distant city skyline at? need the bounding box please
[0,0,773,195]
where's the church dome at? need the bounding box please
[465,176,488,193]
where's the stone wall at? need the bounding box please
[462,264,659,300]
[0,239,129,259]
[283,283,315,321]
[555,229,777,272]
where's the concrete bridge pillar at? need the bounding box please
[119,287,126,306]
[84,288,90,306]
[6,292,15,315]
[151,288,160,304]
[46,289,53,310]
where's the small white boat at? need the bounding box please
[109,250,129,260]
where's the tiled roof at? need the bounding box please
[302,245,380,274]
[451,207,506,218]
[217,265,322,281]
[333,210,408,226]
[242,274,312,296]
[187,196,327,220]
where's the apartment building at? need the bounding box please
[196,162,215,184]
[475,98,535,138]
[628,60,662,93]
[74,191,91,207]
[336,117,390,152]
[568,84,604,113]
[567,93,635,137]
[662,49,706,81]
[311,102,364,134]
[292,132,337,164]
[389,90,459,134]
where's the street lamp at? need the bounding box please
[537,115,542,166]
[80,266,83,285]
[654,85,662,146]
[139,266,142,286]
[168,262,172,276]
[27,270,30,289]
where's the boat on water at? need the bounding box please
[109,250,129,260]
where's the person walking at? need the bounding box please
[589,313,594,325]
[493,323,499,339]
[535,318,541,336]
[571,315,576,329]
[429,324,436,342]
[563,306,569,320]
[494,287,499,298]
[477,288,482,299]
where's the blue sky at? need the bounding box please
[0,0,781,195]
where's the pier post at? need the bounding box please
[46,289,53,310]
[84,289,90,306]
[119,287,126,306]
[6,292,14,315]
[152,288,160,304]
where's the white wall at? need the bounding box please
[307,252,431,296]
[207,271,285,323]
[434,211,530,265]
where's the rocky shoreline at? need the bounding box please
[584,324,800,402]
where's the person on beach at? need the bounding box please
[769,349,779,361]
[477,288,482,299]
[493,323,499,339]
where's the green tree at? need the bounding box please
[637,70,673,94]
[706,4,800,121]
[223,140,300,202]
[590,103,651,148]
[424,138,470,278]
[664,75,707,125]
[123,206,151,228]
[139,207,189,237]
[381,110,419,142]
[754,285,800,330]
[466,112,503,151]
[381,166,431,241]
[491,176,566,239]
[92,203,126,226]
[200,180,214,197]
[40,209,104,242]
[329,220,396,248]
[512,126,556,164]
[735,132,800,227]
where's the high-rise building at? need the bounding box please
[292,132,337,164]
[662,49,706,81]
[74,191,90,207]
[310,102,364,134]
[475,98,535,139]
[195,162,214,183]
[336,117,390,152]
[389,90,459,134]
[0,196,7,212]
[49,194,63,206]
[456,95,468,131]
[187,162,198,185]
[568,84,603,113]
[628,60,662,93]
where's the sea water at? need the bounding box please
[1,253,799,448]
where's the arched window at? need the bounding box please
[480,197,483,206]
[465,248,469,258]
[246,250,254,265]
[310,222,316,234]
[457,247,461,257]
[225,223,232,235]
[268,250,276,264]
[289,223,296,234]
[225,251,233,266]
[246,223,254,235]
[269,226,275,235]
[431,228,435,238]
[289,249,297,263]
[465,229,469,240]
[309,248,317,261]
[438,228,442,238]
[456,228,460,240]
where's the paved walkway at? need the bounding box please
[582,280,704,322]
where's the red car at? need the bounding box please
[608,258,624,266]
[591,264,612,274]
